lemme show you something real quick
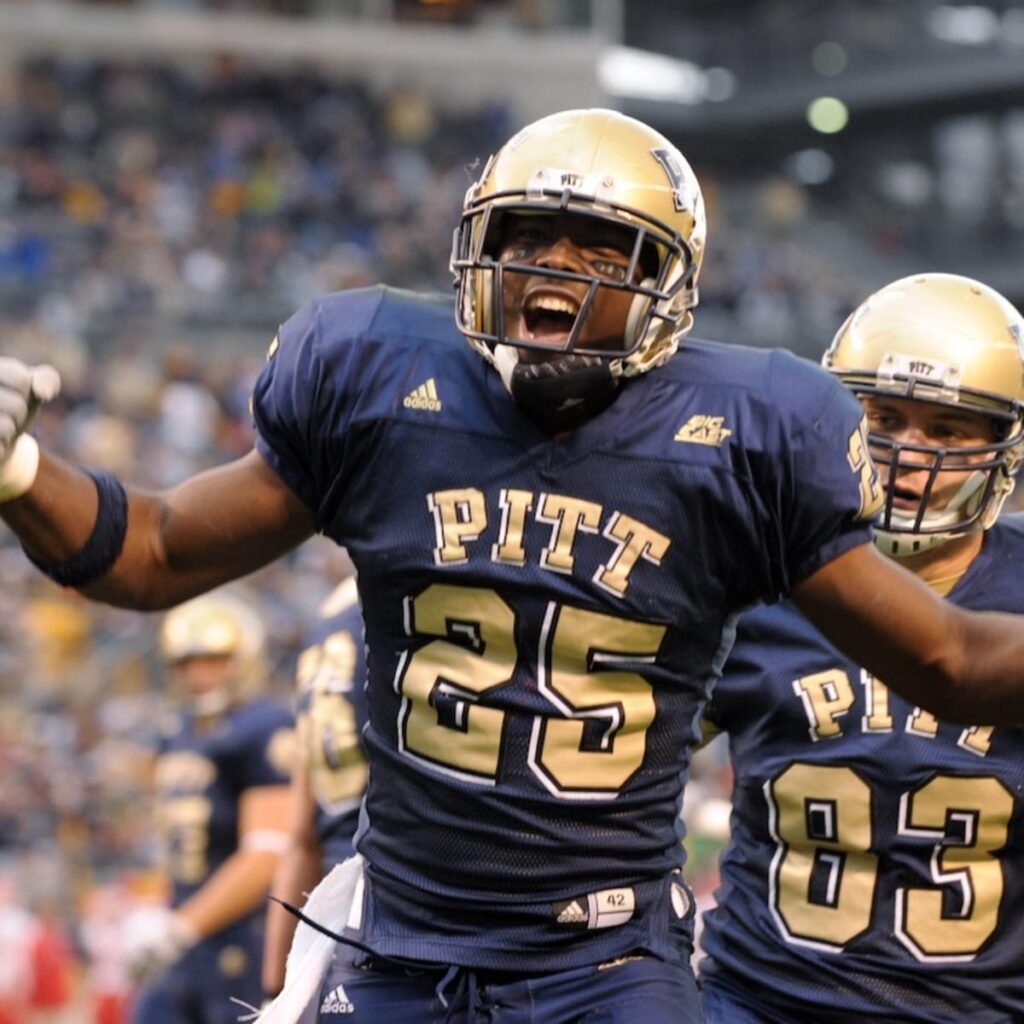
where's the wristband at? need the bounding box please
[0,434,40,503]
[25,470,128,588]
[242,829,291,854]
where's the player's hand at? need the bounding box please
[123,906,199,984]
[0,358,60,463]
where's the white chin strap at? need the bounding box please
[493,344,518,394]
[191,687,233,717]
[874,527,955,558]
[876,469,987,558]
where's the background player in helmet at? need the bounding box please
[127,590,294,1024]
[261,576,368,1005]
[5,110,1024,1023]
[699,273,1024,1024]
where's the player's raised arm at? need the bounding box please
[0,359,315,610]
[794,543,1024,722]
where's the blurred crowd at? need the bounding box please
[0,56,871,372]
[0,53,900,1020]
[55,0,582,31]
[1,56,510,348]
[0,352,349,1020]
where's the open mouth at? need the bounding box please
[522,293,581,341]
[888,484,924,511]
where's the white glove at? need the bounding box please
[123,905,200,985]
[0,358,61,502]
[0,358,60,462]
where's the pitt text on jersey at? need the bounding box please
[793,666,994,757]
[428,486,671,599]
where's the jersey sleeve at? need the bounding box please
[250,298,359,528]
[759,352,880,595]
[233,704,295,791]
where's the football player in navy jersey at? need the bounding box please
[261,576,368,1004]
[4,110,1024,1023]
[128,590,294,1024]
[699,273,1024,1024]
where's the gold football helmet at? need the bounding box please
[160,591,266,714]
[823,273,1024,555]
[451,108,706,378]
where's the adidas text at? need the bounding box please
[320,984,355,1015]
[403,378,442,412]
[557,900,589,924]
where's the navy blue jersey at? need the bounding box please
[250,285,875,971]
[294,577,369,868]
[700,516,1024,1024]
[155,698,294,909]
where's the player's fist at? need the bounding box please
[123,906,199,984]
[0,358,60,464]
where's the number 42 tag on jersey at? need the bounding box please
[552,887,636,930]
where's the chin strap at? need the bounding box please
[493,347,621,433]
[874,528,954,558]
[189,687,234,718]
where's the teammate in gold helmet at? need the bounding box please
[128,589,293,1024]
[160,590,268,717]
[701,274,1024,1024]
[824,272,1024,557]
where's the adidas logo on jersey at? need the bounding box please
[320,983,355,1014]
[555,899,590,926]
[403,378,442,412]
[674,414,732,447]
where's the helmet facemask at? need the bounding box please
[171,653,241,719]
[857,403,1023,557]
[453,197,697,370]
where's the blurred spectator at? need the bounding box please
[0,877,34,1024]
[27,902,78,1024]
[157,345,223,483]
[79,884,135,1024]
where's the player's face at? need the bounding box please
[496,212,641,363]
[173,653,237,698]
[862,396,999,514]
